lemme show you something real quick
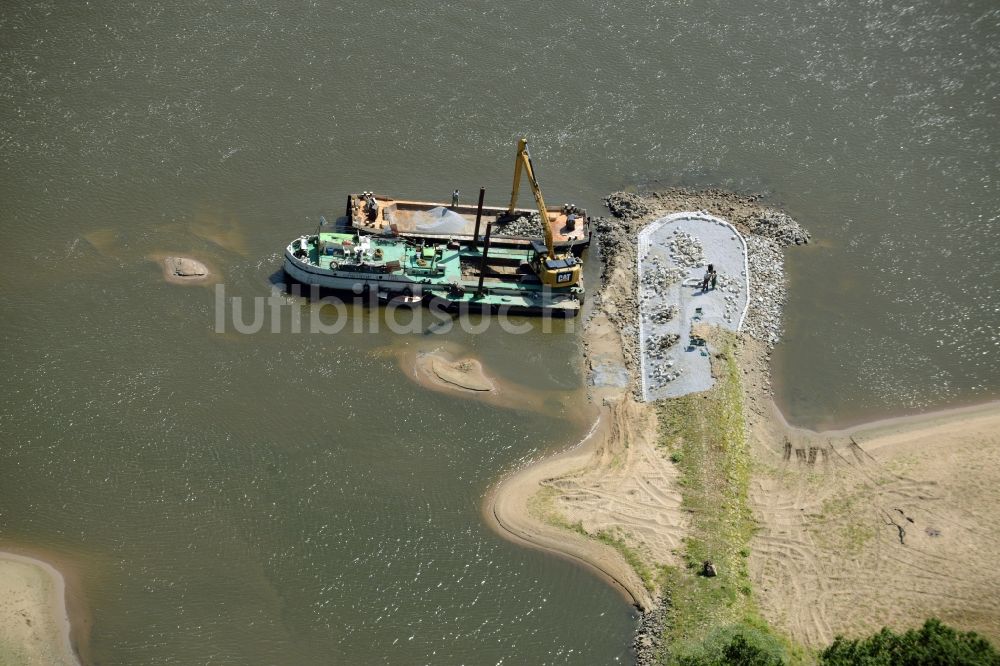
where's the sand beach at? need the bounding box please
[485,190,1000,660]
[0,552,78,666]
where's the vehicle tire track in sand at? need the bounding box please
[545,399,688,577]
[748,403,1000,646]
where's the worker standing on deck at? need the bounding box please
[709,265,718,290]
[451,189,460,208]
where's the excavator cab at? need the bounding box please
[530,240,582,287]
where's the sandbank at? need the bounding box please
[148,252,217,285]
[484,189,1000,656]
[388,342,577,416]
[417,353,495,393]
[484,402,658,611]
[0,552,78,666]
[748,380,1000,646]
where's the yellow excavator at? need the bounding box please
[508,138,582,289]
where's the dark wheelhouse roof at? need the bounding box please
[545,257,577,270]
[530,240,579,269]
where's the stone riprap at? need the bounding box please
[743,235,787,347]
[638,213,749,402]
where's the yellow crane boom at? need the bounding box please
[508,138,555,259]
[506,137,582,290]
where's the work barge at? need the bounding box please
[345,193,590,256]
[282,139,587,316]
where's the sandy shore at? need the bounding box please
[748,382,1000,646]
[487,331,1000,642]
[484,189,1000,657]
[484,297,676,612]
[0,552,79,666]
[484,406,656,610]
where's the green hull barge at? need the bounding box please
[283,231,584,316]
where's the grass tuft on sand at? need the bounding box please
[593,530,662,593]
[527,484,661,593]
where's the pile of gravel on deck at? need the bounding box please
[492,213,544,238]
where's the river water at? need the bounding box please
[1,0,997,663]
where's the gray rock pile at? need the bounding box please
[640,260,684,293]
[664,267,685,285]
[714,273,743,326]
[649,303,678,325]
[743,235,787,347]
[646,331,682,384]
[634,602,668,666]
[604,192,651,220]
[748,211,810,246]
[494,213,544,238]
[647,331,680,355]
[666,231,705,269]
[650,362,682,385]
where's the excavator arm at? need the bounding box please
[506,138,582,290]
[508,138,555,259]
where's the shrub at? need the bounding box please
[673,624,787,666]
[820,618,1000,666]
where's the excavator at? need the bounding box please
[507,138,583,289]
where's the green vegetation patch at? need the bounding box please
[529,485,661,594]
[594,528,663,593]
[674,622,789,666]
[809,493,876,555]
[821,618,1000,666]
[526,485,567,526]
[654,333,795,665]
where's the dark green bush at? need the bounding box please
[673,624,786,666]
[820,618,1000,666]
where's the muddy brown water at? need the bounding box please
[1,0,997,662]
